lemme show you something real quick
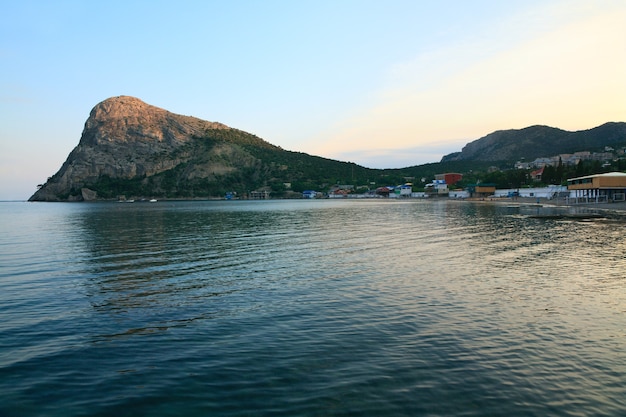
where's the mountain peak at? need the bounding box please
[88,96,165,127]
[29,96,238,201]
[80,96,230,147]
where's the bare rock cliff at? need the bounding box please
[29,96,237,201]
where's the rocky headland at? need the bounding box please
[29,96,278,201]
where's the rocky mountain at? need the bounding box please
[29,96,625,201]
[30,96,378,201]
[441,122,626,163]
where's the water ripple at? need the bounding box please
[1,200,625,416]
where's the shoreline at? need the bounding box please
[17,196,626,216]
[462,196,626,216]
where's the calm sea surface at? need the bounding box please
[1,199,624,416]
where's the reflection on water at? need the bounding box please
[1,200,625,416]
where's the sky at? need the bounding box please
[1,0,625,200]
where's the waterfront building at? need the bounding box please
[434,173,463,186]
[467,183,496,198]
[567,172,626,203]
[250,190,271,199]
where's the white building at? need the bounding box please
[493,186,568,199]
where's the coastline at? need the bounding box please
[462,196,626,216]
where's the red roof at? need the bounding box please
[531,167,544,178]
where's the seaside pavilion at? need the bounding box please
[566,172,626,203]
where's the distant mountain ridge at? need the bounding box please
[441,122,626,163]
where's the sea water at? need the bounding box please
[1,199,624,416]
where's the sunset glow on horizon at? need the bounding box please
[1,0,624,199]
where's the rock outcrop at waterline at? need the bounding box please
[29,96,279,201]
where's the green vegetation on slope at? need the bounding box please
[73,123,626,200]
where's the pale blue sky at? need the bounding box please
[1,0,625,200]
